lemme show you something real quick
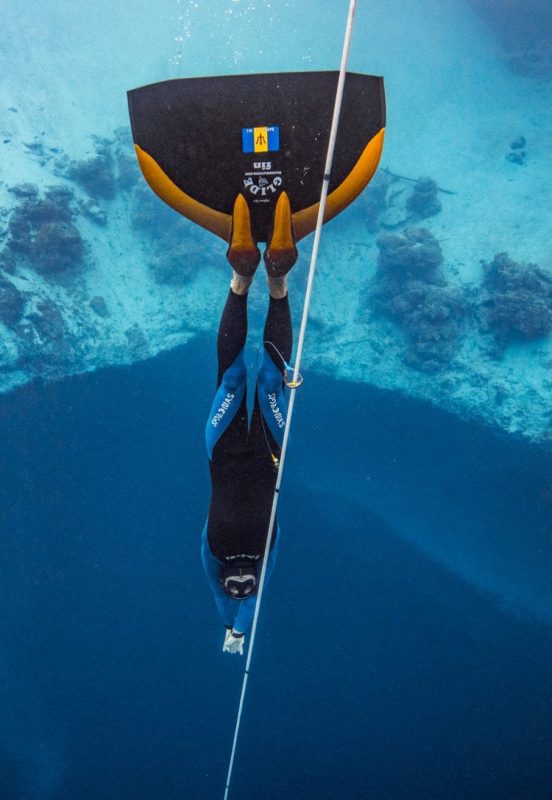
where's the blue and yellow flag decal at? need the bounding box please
[242,126,280,153]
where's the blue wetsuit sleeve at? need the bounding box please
[232,596,257,635]
[256,350,288,447]
[233,529,280,634]
[201,522,235,628]
[205,347,247,460]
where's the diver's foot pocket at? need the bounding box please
[226,193,261,277]
[264,192,298,277]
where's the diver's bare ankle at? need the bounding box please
[230,271,253,295]
[267,275,287,299]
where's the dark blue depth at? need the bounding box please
[0,338,551,800]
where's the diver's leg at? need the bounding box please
[205,288,249,460]
[263,289,293,367]
[250,292,293,453]
[266,274,288,300]
[216,285,249,382]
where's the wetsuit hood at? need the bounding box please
[220,559,259,600]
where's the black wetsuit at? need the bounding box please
[206,290,292,562]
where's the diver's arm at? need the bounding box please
[231,531,281,636]
[232,596,257,636]
[201,523,235,628]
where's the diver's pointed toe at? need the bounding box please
[264,192,298,277]
[226,193,261,277]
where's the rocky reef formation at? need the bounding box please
[149,242,207,286]
[3,183,83,276]
[0,274,26,328]
[130,185,211,286]
[63,130,138,201]
[0,128,153,385]
[479,252,552,347]
[363,218,552,377]
[506,136,527,166]
[17,127,139,219]
[0,118,550,447]
[0,124,224,391]
[405,177,441,219]
[358,171,445,233]
[358,171,393,232]
[89,296,109,318]
[370,228,468,372]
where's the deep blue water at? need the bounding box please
[1,337,551,800]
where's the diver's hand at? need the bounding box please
[223,629,245,655]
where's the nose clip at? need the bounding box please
[264,192,298,277]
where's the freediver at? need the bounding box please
[127,72,386,656]
[201,192,297,656]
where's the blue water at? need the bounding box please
[2,0,552,797]
[1,336,551,799]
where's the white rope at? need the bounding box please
[223,2,358,797]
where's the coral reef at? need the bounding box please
[16,299,72,378]
[480,253,552,345]
[63,130,139,201]
[124,324,149,357]
[371,228,467,371]
[0,115,549,445]
[3,186,84,276]
[28,299,65,342]
[0,275,26,328]
[376,227,444,280]
[89,296,109,317]
[0,249,16,275]
[511,136,526,150]
[506,136,527,166]
[360,171,446,232]
[405,177,441,219]
[149,242,204,286]
[130,184,176,237]
[131,182,209,286]
[66,136,117,199]
[33,222,83,273]
[8,183,39,199]
[358,171,393,232]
